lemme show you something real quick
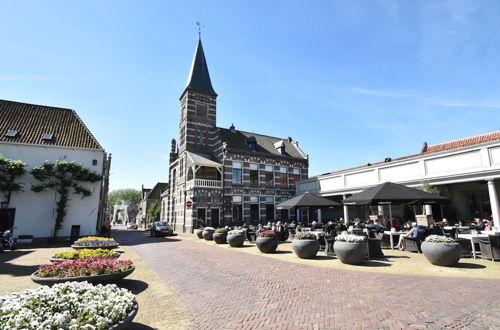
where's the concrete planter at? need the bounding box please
[194,229,204,239]
[292,239,320,259]
[31,266,135,286]
[227,234,245,247]
[255,236,278,253]
[109,301,139,330]
[71,243,119,250]
[202,229,215,240]
[333,241,366,265]
[421,241,462,267]
[213,232,227,244]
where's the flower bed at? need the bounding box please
[0,281,137,329]
[258,230,276,238]
[37,257,133,278]
[72,237,119,249]
[52,248,120,261]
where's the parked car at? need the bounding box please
[150,221,173,237]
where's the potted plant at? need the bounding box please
[227,229,246,247]
[292,232,320,259]
[50,248,120,262]
[202,227,215,240]
[421,235,462,266]
[72,236,119,250]
[194,227,204,239]
[333,233,366,265]
[213,228,228,244]
[31,257,135,285]
[255,230,278,253]
[0,281,137,329]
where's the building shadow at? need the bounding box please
[128,322,156,330]
[0,262,37,276]
[273,250,293,255]
[0,250,33,263]
[118,279,149,295]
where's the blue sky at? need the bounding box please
[2,0,500,191]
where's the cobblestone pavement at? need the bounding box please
[115,229,500,329]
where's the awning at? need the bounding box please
[276,192,340,210]
[185,151,223,168]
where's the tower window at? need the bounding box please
[196,103,208,117]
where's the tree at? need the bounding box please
[0,155,26,206]
[147,201,161,222]
[108,189,141,218]
[31,161,101,238]
[418,180,440,215]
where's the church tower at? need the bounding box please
[179,38,218,155]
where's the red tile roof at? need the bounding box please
[317,131,500,177]
[0,99,103,150]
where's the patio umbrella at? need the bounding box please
[341,182,449,226]
[276,192,340,225]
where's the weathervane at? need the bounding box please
[196,21,204,38]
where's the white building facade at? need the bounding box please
[297,132,500,230]
[0,100,110,240]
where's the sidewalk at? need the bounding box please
[0,239,190,330]
[178,233,500,279]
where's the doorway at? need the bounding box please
[197,208,206,227]
[0,208,15,232]
[211,208,220,227]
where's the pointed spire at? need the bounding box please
[185,38,216,96]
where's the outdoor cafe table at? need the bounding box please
[457,233,490,259]
[443,226,470,231]
[383,231,409,250]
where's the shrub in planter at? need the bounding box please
[213,228,228,244]
[292,232,320,259]
[0,281,137,329]
[194,228,204,239]
[52,248,120,262]
[255,230,278,253]
[202,227,216,240]
[227,229,245,247]
[421,235,462,267]
[333,233,366,265]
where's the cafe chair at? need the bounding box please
[478,236,500,262]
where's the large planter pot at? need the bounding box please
[292,239,320,259]
[109,301,139,330]
[227,234,245,247]
[71,243,119,250]
[194,229,204,239]
[333,241,366,265]
[255,236,278,253]
[213,232,227,244]
[202,230,215,240]
[30,266,135,286]
[421,241,462,267]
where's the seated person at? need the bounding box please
[474,218,486,231]
[395,222,422,250]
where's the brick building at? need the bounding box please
[163,39,308,233]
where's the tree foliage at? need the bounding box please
[147,201,161,222]
[0,155,26,203]
[108,189,141,209]
[31,161,102,238]
[418,180,440,195]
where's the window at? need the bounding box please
[250,196,259,222]
[232,162,242,185]
[291,168,301,185]
[278,167,288,187]
[265,196,274,221]
[250,163,259,186]
[265,165,274,186]
[232,195,243,225]
[196,102,208,117]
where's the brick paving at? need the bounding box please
[115,229,500,329]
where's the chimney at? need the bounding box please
[229,124,236,133]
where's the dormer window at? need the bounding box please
[246,136,257,151]
[5,130,18,137]
[42,133,54,141]
[274,140,286,155]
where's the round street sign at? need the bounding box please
[186,200,193,207]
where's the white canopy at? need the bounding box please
[186,151,223,168]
